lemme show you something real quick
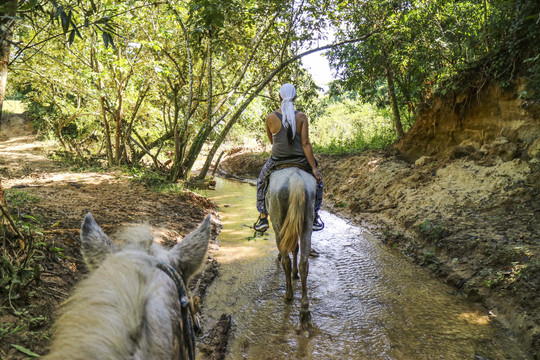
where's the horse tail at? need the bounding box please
[279,172,305,254]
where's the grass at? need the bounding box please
[4,190,41,208]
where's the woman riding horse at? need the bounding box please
[254,83,324,232]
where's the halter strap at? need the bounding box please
[157,262,196,360]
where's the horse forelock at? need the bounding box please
[45,248,183,360]
[114,224,156,252]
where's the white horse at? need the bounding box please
[267,167,316,330]
[43,213,211,360]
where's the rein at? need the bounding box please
[157,262,196,360]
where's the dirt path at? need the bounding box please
[0,114,219,359]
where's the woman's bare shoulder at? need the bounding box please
[266,111,280,123]
[266,112,281,133]
[295,111,308,123]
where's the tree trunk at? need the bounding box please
[384,54,404,138]
[171,122,183,182]
[100,97,114,166]
[182,39,213,181]
[115,104,123,165]
[169,14,195,183]
[0,0,16,126]
[114,46,125,165]
[211,150,226,177]
[123,83,150,163]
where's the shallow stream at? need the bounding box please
[201,177,530,359]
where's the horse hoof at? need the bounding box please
[300,309,312,328]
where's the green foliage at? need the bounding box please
[24,100,61,138]
[417,219,447,242]
[48,150,103,171]
[0,312,49,358]
[10,344,40,357]
[11,0,540,184]
[127,166,184,194]
[4,190,40,209]
[0,322,23,340]
[0,234,45,310]
[310,93,397,154]
[10,0,119,52]
[423,249,435,263]
[1,191,68,316]
[329,0,540,104]
[13,0,326,182]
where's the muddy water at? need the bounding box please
[202,177,530,360]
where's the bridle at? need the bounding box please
[157,262,196,360]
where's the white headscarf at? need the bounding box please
[279,83,296,140]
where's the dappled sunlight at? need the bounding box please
[212,192,248,201]
[42,172,120,185]
[208,177,277,266]
[6,171,122,187]
[214,244,270,264]
[0,151,43,162]
[459,312,491,325]
[0,138,42,150]
[219,226,252,236]
[367,157,382,172]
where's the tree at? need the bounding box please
[327,0,490,137]
[12,0,374,183]
[0,0,16,122]
[0,0,119,125]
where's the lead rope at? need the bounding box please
[157,262,196,360]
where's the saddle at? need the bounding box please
[273,161,312,173]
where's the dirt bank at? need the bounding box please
[219,84,540,358]
[0,114,222,359]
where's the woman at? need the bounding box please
[254,83,324,232]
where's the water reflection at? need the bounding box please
[202,177,530,359]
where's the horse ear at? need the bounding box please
[80,213,118,271]
[169,215,211,283]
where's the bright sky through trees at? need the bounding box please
[301,30,335,91]
[302,51,333,91]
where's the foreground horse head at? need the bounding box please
[44,213,211,360]
[267,167,316,330]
